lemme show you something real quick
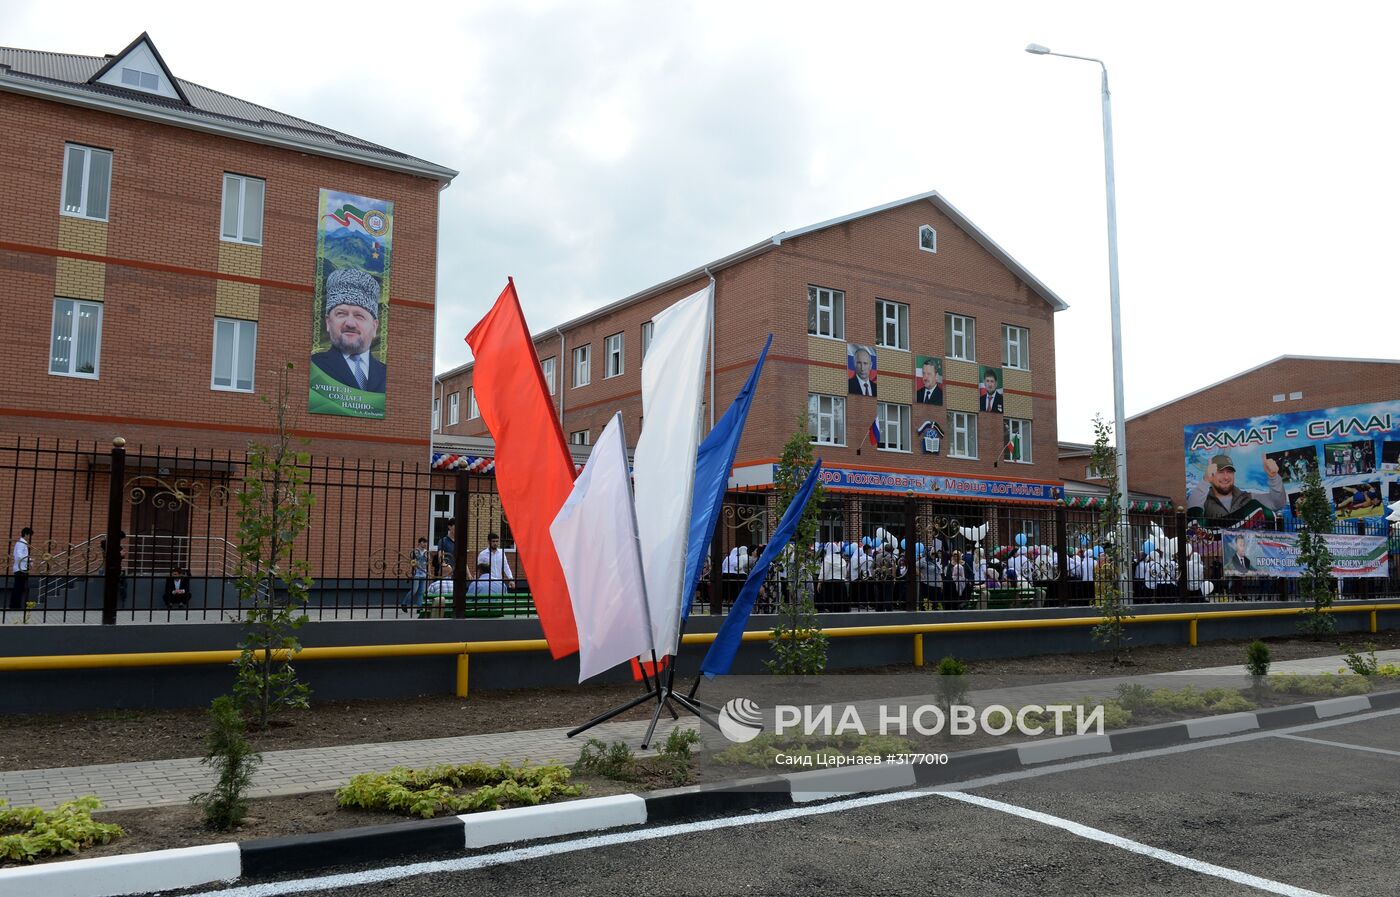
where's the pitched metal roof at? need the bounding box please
[436,190,1067,380]
[0,35,456,183]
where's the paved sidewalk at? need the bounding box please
[1,651,1394,812]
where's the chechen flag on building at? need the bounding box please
[466,279,579,658]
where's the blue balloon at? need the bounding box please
[1093,546,1103,558]
[900,538,907,550]
[1078,534,1090,547]
[843,543,855,557]
[916,542,926,557]
[1143,540,1155,554]
[1015,533,1028,547]
[862,536,873,548]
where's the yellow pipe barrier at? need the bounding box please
[2,604,1396,688]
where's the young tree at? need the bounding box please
[1294,466,1336,635]
[233,362,315,729]
[766,416,828,675]
[1089,415,1134,662]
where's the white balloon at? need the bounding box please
[1200,580,1214,597]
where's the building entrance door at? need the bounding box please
[130,487,191,575]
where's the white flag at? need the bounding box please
[633,283,712,655]
[550,413,652,682]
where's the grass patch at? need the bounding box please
[336,762,581,819]
[1268,672,1372,697]
[0,796,124,864]
[574,728,703,787]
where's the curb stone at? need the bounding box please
[3,688,1396,897]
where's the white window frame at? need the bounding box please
[573,345,591,388]
[605,332,625,378]
[1002,324,1030,371]
[919,225,937,253]
[876,402,911,453]
[570,429,591,446]
[949,411,978,459]
[49,298,103,379]
[432,397,440,431]
[1004,417,1032,463]
[447,392,460,425]
[541,356,556,395]
[807,286,845,340]
[946,313,976,362]
[641,321,654,360]
[808,393,847,446]
[61,144,112,221]
[876,299,909,351]
[210,317,257,393]
[220,173,265,245]
[468,387,479,420]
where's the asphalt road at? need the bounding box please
[172,711,1400,897]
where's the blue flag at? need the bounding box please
[680,334,773,620]
[701,460,823,677]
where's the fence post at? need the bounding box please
[102,437,126,626]
[453,470,469,619]
[1175,506,1189,600]
[708,500,725,615]
[1054,501,1069,606]
[904,493,917,611]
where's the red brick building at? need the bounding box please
[1120,356,1400,506]
[1,33,455,459]
[436,192,1069,521]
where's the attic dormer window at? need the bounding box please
[120,67,159,92]
[918,225,937,253]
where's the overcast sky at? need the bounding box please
[10,1,1398,442]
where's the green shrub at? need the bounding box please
[573,739,640,782]
[0,796,124,864]
[936,655,967,676]
[1210,693,1258,714]
[652,728,703,786]
[190,696,262,831]
[1115,683,1152,714]
[1340,644,1380,677]
[337,762,581,818]
[1270,672,1371,697]
[1245,641,1271,680]
[934,656,969,710]
[1376,663,1400,680]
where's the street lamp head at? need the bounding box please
[1025,43,1051,55]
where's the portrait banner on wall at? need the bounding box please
[978,365,1003,414]
[847,344,877,397]
[1183,401,1399,531]
[1220,530,1389,578]
[914,355,943,405]
[309,189,394,419]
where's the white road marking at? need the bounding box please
[937,790,1332,897]
[177,707,1400,897]
[1276,734,1400,758]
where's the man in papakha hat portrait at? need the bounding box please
[312,267,387,392]
[1187,452,1287,526]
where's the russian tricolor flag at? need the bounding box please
[868,417,881,447]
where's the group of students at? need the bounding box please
[401,521,516,613]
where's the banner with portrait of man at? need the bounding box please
[309,189,394,419]
[978,365,1004,414]
[846,344,878,397]
[914,355,943,405]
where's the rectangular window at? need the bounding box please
[447,392,460,425]
[541,356,556,395]
[876,402,911,452]
[641,321,654,360]
[1002,324,1029,370]
[61,144,112,221]
[573,345,591,387]
[211,317,256,392]
[49,298,103,378]
[605,332,624,378]
[570,429,590,446]
[1086,462,1110,480]
[876,300,909,351]
[807,394,847,446]
[1004,417,1032,463]
[220,173,266,245]
[432,398,440,430]
[946,313,976,362]
[949,411,978,459]
[806,286,845,340]
[468,387,479,419]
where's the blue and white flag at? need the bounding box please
[701,460,823,677]
[681,334,773,621]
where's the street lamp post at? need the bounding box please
[1026,43,1131,600]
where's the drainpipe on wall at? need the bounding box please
[555,327,567,426]
[704,267,715,433]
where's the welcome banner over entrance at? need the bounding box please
[1220,530,1389,578]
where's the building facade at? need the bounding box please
[436,192,1069,549]
[1123,356,1400,506]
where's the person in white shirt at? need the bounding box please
[476,532,515,592]
[9,527,32,610]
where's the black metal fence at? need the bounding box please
[3,435,1397,624]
